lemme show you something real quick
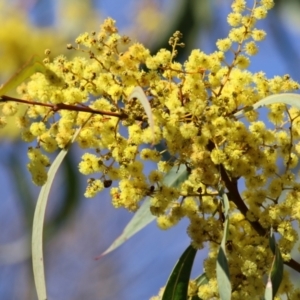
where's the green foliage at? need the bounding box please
[264,229,284,299]
[0,55,46,97]
[162,245,197,300]
[216,191,231,300]
[32,128,81,300]
[100,164,189,257]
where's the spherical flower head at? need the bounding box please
[56,130,73,149]
[211,148,226,165]
[229,27,246,43]
[128,43,151,63]
[2,102,18,116]
[227,12,242,27]
[127,160,144,177]
[140,148,161,162]
[27,148,50,185]
[253,7,268,19]
[101,17,118,34]
[216,38,232,52]
[146,49,171,69]
[157,215,176,230]
[27,147,50,166]
[30,122,47,137]
[231,0,246,13]
[84,179,104,198]
[148,170,163,183]
[185,49,210,72]
[108,84,123,101]
[28,162,48,186]
[157,161,173,173]
[234,55,250,69]
[244,41,259,56]
[122,144,137,161]
[21,129,35,142]
[40,133,58,153]
[241,259,257,276]
[251,29,266,41]
[179,122,198,139]
[79,153,104,175]
[261,0,275,10]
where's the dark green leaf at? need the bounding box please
[162,245,197,300]
[264,229,284,299]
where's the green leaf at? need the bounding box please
[194,272,209,286]
[234,93,300,118]
[162,245,197,300]
[98,164,189,257]
[45,152,81,237]
[188,273,209,300]
[216,192,231,300]
[127,86,155,142]
[264,279,273,300]
[0,55,47,97]
[32,129,81,300]
[264,229,284,299]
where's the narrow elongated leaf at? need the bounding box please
[264,279,273,300]
[162,245,197,300]
[194,272,208,286]
[32,129,80,300]
[0,55,46,97]
[188,273,209,300]
[234,93,300,118]
[128,86,155,142]
[98,164,189,257]
[264,229,284,299]
[216,192,231,300]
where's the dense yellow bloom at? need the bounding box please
[1,0,300,297]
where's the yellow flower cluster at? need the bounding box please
[2,0,300,297]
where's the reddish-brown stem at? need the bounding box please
[207,141,300,273]
[0,95,132,120]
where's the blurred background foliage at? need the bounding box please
[0,0,300,299]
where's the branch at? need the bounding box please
[0,95,133,120]
[207,140,300,273]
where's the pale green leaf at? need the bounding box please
[128,86,155,142]
[162,245,197,300]
[0,55,46,97]
[32,129,80,300]
[189,273,209,300]
[194,272,209,286]
[216,192,231,300]
[264,278,273,300]
[98,164,189,257]
[234,93,300,118]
